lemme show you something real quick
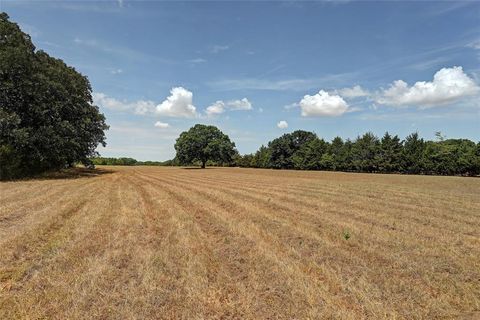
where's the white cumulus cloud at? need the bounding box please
[277,120,288,129]
[156,87,197,118]
[154,121,170,128]
[92,92,155,115]
[376,66,479,108]
[299,90,349,117]
[337,85,369,98]
[226,98,252,110]
[204,98,252,116]
[206,101,225,115]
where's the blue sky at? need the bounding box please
[3,0,480,160]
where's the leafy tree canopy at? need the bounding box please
[174,124,236,168]
[268,130,318,169]
[0,13,108,179]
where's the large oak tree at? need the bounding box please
[174,124,236,168]
[0,13,108,179]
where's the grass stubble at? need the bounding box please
[0,166,479,319]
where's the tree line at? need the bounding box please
[171,125,479,176]
[234,131,480,176]
[91,157,171,166]
[0,13,108,179]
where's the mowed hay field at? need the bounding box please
[1,167,479,319]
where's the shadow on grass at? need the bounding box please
[2,167,115,182]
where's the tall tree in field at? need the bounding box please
[0,13,108,179]
[174,124,237,168]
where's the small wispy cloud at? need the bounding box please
[210,44,230,54]
[73,37,171,63]
[335,85,369,99]
[187,58,207,64]
[47,1,124,13]
[208,73,356,92]
[467,39,480,61]
[426,1,473,17]
[154,121,170,129]
[205,98,253,116]
[408,57,450,71]
[93,92,155,115]
[467,39,480,50]
[37,40,62,48]
[284,102,299,110]
[110,68,123,75]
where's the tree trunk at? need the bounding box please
[201,160,206,169]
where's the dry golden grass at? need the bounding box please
[1,166,479,319]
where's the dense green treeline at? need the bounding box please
[91,157,172,166]
[235,131,480,176]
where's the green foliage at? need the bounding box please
[92,157,138,166]
[292,137,329,170]
[236,153,254,168]
[268,130,318,169]
[251,145,271,168]
[377,132,403,173]
[174,124,237,168]
[343,230,351,240]
[0,13,108,179]
[351,132,380,172]
[236,130,479,176]
[403,132,425,174]
[91,157,175,166]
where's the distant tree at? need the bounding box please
[403,132,426,174]
[91,157,137,166]
[251,145,271,168]
[378,132,403,173]
[292,137,329,170]
[447,139,479,175]
[475,142,480,175]
[319,153,335,170]
[329,137,353,171]
[236,153,254,167]
[0,13,108,179]
[423,139,478,176]
[351,132,380,172]
[268,130,317,169]
[174,124,236,168]
[435,131,446,142]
